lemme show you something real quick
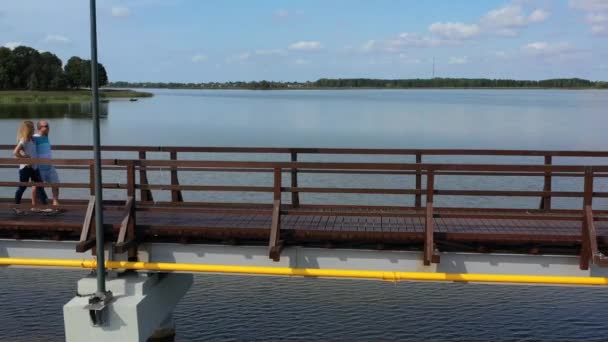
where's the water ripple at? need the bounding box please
[1,269,607,341]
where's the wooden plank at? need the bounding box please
[89,164,95,195]
[170,151,183,203]
[425,202,435,265]
[284,187,418,195]
[126,163,136,197]
[584,205,608,267]
[290,152,300,208]
[139,151,154,202]
[415,153,422,208]
[268,200,282,261]
[540,155,552,210]
[268,168,283,260]
[424,170,436,265]
[139,184,273,192]
[273,168,282,201]
[115,197,135,254]
[76,196,95,253]
[4,144,608,158]
[584,167,594,207]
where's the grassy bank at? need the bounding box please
[0,89,153,104]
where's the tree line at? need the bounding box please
[0,45,108,91]
[110,78,608,90]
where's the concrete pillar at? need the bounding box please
[64,272,192,342]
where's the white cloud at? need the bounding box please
[529,9,550,23]
[477,5,549,37]
[448,56,469,65]
[361,40,377,52]
[191,54,208,63]
[358,3,549,54]
[587,13,608,34]
[522,41,576,57]
[496,29,519,37]
[495,51,509,59]
[288,41,322,51]
[3,42,22,49]
[111,6,131,17]
[358,33,439,53]
[482,5,527,28]
[587,13,608,24]
[429,22,480,40]
[226,52,251,63]
[569,0,608,35]
[591,25,608,34]
[386,33,440,50]
[398,54,421,64]
[293,59,310,65]
[43,34,70,44]
[569,0,608,12]
[255,49,288,56]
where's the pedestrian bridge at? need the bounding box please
[1,144,607,285]
[4,145,608,340]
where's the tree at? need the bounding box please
[11,46,41,89]
[39,52,64,90]
[64,56,83,88]
[0,47,13,89]
[0,45,110,90]
[79,60,109,88]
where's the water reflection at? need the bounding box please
[0,102,109,118]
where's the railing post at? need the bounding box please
[424,168,439,265]
[89,164,95,196]
[583,167,593,208]
[415,153,422,208]
[124,162,138,260]
[290,152,300,208]
[540,155,552,210]
[580,167,594,270]
[170,151,184,203]
[138,151,153,202]
[126,162,135,198]
[269,167,283,261]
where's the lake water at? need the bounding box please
[1,89,608,341]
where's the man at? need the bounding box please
[34,120,60,207]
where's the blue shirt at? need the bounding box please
[34,134,52,170]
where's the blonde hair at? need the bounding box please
[16,120,35,143]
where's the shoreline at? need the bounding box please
[115,86,608,91]
[0,89,153,104]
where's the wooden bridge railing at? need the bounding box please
[1,149,608,267]
[4,144,608,210]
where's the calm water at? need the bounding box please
[1,89,608,341]
[1,89,607,149]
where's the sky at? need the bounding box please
[1,0,607,82]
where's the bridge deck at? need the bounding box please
[2,205,606,254]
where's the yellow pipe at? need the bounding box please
[1,257,607,286]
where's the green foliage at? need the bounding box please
[0,44,109,91]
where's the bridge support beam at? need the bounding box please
[63,272,192,342]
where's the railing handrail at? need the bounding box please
[1,157,608,173]
[3,144,608,157]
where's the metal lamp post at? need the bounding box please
[86,0,112,325]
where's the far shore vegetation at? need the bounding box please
[0,44,152,103]
[0,89,153,104]
[109,78,608,90]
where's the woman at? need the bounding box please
[13,120,41,214]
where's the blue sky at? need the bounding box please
[1,0,607,82]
